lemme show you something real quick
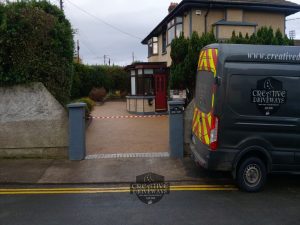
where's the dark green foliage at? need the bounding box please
[170,35,189,90]
[100,65,130,92]
[170,27,294,102]
[73,97,95,118]
[228,27,293,45]
[0,1,74,104]
[71,63,130,100]
[71,63,93,98]
[170,35,189,65]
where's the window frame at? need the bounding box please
[131,69,155,96]
[167,17,183,46]
[162,32,167,54]
[148,37,159,57]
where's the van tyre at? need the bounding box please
[237,157,267,192]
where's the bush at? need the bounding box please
[0,1,74,105]
[73,97,95,118]
[89,87,107,102]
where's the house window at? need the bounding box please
[130,69,136,95]
[144,69,154,75]
[167,17,183,45]
[144,77,154,95]
[136,77,144,95]
[131,77,136,95]
[136,76,154,96]
[162,32,167,53]
[148,37,158,57]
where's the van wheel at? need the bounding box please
[236,157,267,192]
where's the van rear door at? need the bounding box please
[223,62,300,170]
[192,48,219,150]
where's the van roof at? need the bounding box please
[205,44,300,64]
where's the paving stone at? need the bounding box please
[86,101,169,155]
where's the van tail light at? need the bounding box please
[210,116,219,151]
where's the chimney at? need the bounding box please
[168,2,178,13]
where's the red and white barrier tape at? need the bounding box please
[90,115,168,120]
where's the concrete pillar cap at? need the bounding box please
[168,100,185,106]
[67,103,87,108]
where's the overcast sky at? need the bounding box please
[51,0,300,66]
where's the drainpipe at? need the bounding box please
[204,4,211,34]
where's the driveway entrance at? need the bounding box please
[86,101,169,157]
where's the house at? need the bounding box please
[142,0,300,67]
[127,0,300,114]
[125,62,169,113]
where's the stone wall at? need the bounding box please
[0,83,68,158]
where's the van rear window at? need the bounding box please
[195,70,214,114]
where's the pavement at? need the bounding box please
[86,101,169,155]
[0,157,232,185]
[0,101,213,185]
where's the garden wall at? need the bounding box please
[0,83,68,158]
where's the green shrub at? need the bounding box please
[0,1,74,105]
[73,97,95,118]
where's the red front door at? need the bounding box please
[154,74,167,111]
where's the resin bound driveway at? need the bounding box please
[86,101,169,156]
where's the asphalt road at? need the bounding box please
[1,175,300,225]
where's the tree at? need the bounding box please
[169,34,189,89]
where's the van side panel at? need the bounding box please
[219,62,300,170]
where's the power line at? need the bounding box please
[76,30,111,62]
[65,0,142,40]
[80,39,100,58]
[78,34,99,57]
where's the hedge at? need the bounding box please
[71,63,130,100]
[0,1,74,105]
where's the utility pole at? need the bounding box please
[59,0,63,10]
[104,55,109,65]
[77,40,80,63]
[132,52,135,63]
